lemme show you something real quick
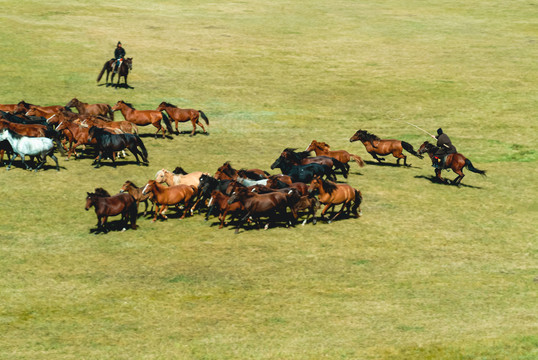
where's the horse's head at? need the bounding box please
[0,128,8,141]
[307,176,322,194]
[349,130,364,142]
[227,186,247,205]
[270,156,285,170]
[305,140,317,152]
[85,192,96,210]
[156,102,166,111]
[66,98,78,108]
[215,162,236,180]
[125,58,133,70]
[418,141,434,156]
[142,180,156,195]
[155,169,168,183]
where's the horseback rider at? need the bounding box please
[432,128,457,168]
[113,41,126,73]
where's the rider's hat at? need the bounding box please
[437,128,443,135]
[117,41,122,45]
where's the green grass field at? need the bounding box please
[0,1,536,359]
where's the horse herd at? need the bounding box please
[0,99,486,233]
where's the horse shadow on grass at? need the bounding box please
[92,160,149,169]
[137,133,174,140]
[364,160,422,169]
[89,219,136,234]
[97,83,135,89]
[414,175,484,189]
[176,130,210,136]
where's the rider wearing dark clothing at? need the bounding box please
[433,128,457,168]
[113,41,126,73]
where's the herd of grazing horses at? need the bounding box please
[0,99,486,233]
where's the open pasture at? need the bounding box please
[0,0,536,359]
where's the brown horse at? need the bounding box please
[55,119,98,159]
[119,180,154,216]
[214,161,269,181]
[227,186,298,233]
[305,140,364,170]
[349,130,423,166]
[24,104,66,118]
[85,191,138,233]
[207,190,246,229]
[280,148,349,178]
[142,180,197,222]
[0,119,48,137]
[308,176,362,223]
[418,141,486,186]
[75,117,138,135]
[112,101,173,138]
[0,103,20,113]
[156,102,209,136]
[66,98,114,120]
[266,175,308,195]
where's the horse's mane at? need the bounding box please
[219,161,237,177]
[124,180,138,188]
[94,187,111,197]
[319,178,337,194]
[161,102,177,108]
[17,100,36,107]
[121,101,135,109]
[283,148,310,162]
[360,130,380,141]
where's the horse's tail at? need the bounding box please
[351,154,365,167]
[97,61,109,82]
[352,189,363,217]
[199,110,209,126]
[401,141,423,159]
[161,112,174,135]
[465,158,486,176]
[331,158,349,178]
[135,134,148,162]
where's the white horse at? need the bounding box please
[236,177,268,187]
[0,129,59,171]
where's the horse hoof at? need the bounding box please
[327,220,332,224]
[121,228,126,232]
[313,219,317,225]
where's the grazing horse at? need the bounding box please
[97,58,133,86]
[142,180,197,222]
[280,148,349,178]
[418,141,486,186]
[207,190,246,229]
[270,155,336,183]
[112,100,173,138]
[120,180,154,216]
[88,126,148,168]
[308,176,362,223]
[305,140,365,171]
[214,161,269,181]
[85,191,137,233]
[155,168,205,189]
[0,128,59,171]
[156,102,209,136]
[227,186,298,233]
[349,129,423,166]
[66,98,114,120]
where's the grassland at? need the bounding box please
[0,0,536,359]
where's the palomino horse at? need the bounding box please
[214,161,269,181]
[308,176,362,223]
[97,58,133,86]
[418,141,486,186]
[120,180,154,216]
[85,191,137,233]
[112,100,173,138]
[305,140,364,172]
[66,98,114,120]
[142,180,197,222]
[0,128,60,171]
[155,168,205,189]
[156,102,209,136]
[227,186,298,233]
[349,129,422,166]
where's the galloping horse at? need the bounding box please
[119,180,154,216]
[349,130,423,166]
[418,141,486,186]
[156,102,209,136]
[112,101,173,138]
[88,126,148,168]
[305,140,364,171]
[85,191,137,233]
[97,58,133,86]
[66,98,114,120]
[0,128,60,171]
[270,155,336,183]
[207,190,245,229]
[155,168,205,189]
[142,180,197,222]
[308,176,362,223]
[280,148,349,178]
[214,161,269,181]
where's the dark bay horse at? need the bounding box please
[88,126,148,168]
[85,191,138,233]
[66,98,114,120]
[280,148,349,178]
[350,129,423,166]
[97,58,133,86]
[308,176,362,223]
[112,101,173,138]
[418,141,486,186]
[156,102,209,136]
[214,161,269,181]
[305,140,365,171]
[270,155,336,183]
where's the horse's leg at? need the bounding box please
[160,205,169,219]
[453,169,465,186]
[370,152,385,162]
[320,203,331,220]
[152,204,160,222]
[190,119,196,137]
[435,169,446,183]
[6,153,18,170]
[20,155,32,170]
[93,151,103,168]
[328,203,346,223]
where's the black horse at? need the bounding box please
[281,148,349,178]
[88,126,148,168]
[270,155,336,183]
[197,174,236,220]
[97,58,133,87]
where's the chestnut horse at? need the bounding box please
[308,176,362,223]
[156,102,209,136]
[207,190,245,229]
[120,180,154,216]
[66,98,114,120]
[214,161,269,181]
[305,140,364,171]
[112,100,173,138]
[85,191,138,233]
[349,129,422,166]
[142,180,197,222]
[418,141,486,186]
